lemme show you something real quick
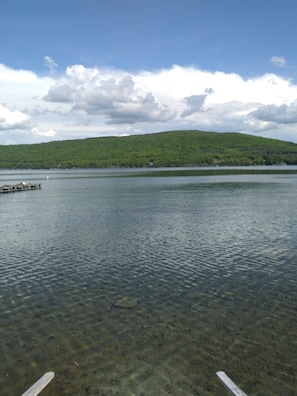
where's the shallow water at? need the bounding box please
[0,168,297,395]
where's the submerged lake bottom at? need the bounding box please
[0,167,297,395]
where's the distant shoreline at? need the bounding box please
[1,130,297,169]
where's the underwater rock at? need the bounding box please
[113,297,138,309]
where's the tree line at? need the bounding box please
[0,130,297,169]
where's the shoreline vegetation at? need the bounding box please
[1,130,297,169]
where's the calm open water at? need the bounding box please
[0,167,297,395]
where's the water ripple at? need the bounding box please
[1,170,297,395]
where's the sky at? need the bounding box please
[1,0,297,145]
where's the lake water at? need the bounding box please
[0,167,297,395]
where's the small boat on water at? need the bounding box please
[0,182,41,194]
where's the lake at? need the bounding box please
[0,167,297,395]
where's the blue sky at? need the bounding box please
[1,0,297,144]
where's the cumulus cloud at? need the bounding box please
[0,63,63,143]
[181,94,208,117]
[0,104,31,131]
[250,101,297,124]
[0,63,38,84]
[270,55,287,68]
[45,65,175,124]
[2,62,297,144]
[181,89,215,117]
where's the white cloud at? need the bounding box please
[0,104,30,131]
[249,101,297,124]
[2,62,297,144]
[139,66,295,105]
[45,65,175,124]
[270,55,287,68]
[44,56,58,75]
[181,94,208,117]
[0,64,38,84]
[31,127,57,137]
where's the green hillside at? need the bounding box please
[1,130,297,169]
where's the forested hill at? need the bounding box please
[1,130,297,169]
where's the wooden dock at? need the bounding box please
[0,182,41,194]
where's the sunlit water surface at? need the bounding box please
[0,168,297,395]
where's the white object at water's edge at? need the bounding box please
[216,371,248,396]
